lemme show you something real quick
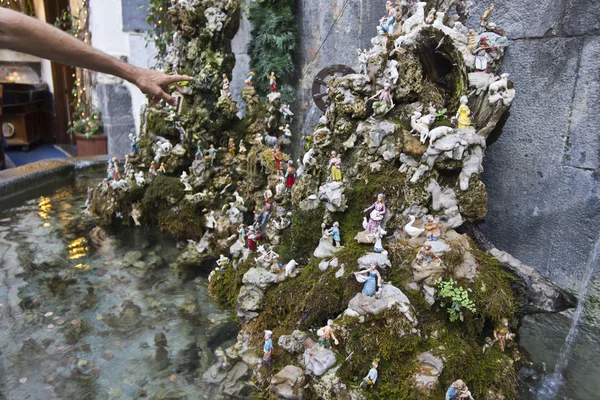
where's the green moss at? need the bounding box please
[455,176,488,221]
[157,199,205,239]
[278,207,325,264]
[146,109,178,137]
[210,260,253,308]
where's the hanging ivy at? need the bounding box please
[247,0,297,102]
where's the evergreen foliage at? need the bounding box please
[247,0,297,101]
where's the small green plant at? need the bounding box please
[68,88,103,138]
[436,278,476,322]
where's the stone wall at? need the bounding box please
[292,0,600,293]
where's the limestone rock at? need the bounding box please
[318,182,348,212]
[357,252,391,269]
[278,330,309,354]
[414,352,444,393]
[242,267,277,290]
[122,250,142,266]
[303,342,337,377]
[270,365,306,399]
[314,238,341,259]
[412,258,446,286]
[229,240,245,259]
[357,120,397,154]
[236,285,265,322]
[347,284,415,324]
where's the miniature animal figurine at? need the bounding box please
[488,73,509,95]
[404,215,425,238]
[410,110,435,143]
[134,171,146,186]
[157,141,173,153]
[302,147,316,167]
[110,179,130,191]
[402,2,427,34]
[284,259,298,277]
[428,126,454,143]
[264,132,278,148]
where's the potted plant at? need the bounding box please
[69,89,106,156]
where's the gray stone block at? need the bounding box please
[122,0,151,32]
[97,84,135,125]
[104,123,136,156]
[563,0,600,36]
[467,0,565,39]
[565,36,600,171]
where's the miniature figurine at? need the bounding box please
[360,361,379,388]
[85,187,93,209]
[455,0,469,24]
[284,160,296,193]
[238,140,247,154]
[471,36,491,72]
[195,140,204,160]
[268,71,277,93]
[228,138,236,157]
[378,5,396,36]
[425,8,436,24]
[205,144,220,167]
[264,189,273,204]
[157,162,166,175]
[467,29,477,52]
[247,226,265,251]
[368,83,394,116]
[330,151,342,182]
[123,154,131,177]
[363,194,387,235]
[479,3,495,33]
[317,319,339,348]
[216,254,230,270]
[175,121,186,144]
[205,210,217,231]
[220,74,231,98]
[106,158,115,180]
[353,262,383,297]
[263,330,273,367]
[454,96,472,130]
[373,229,386,253]
[446,379,475,400]
[238,224,246,244]
[245,71,255,86]
[129,133,138,154]
[482,336,494,353]
[273,146,283,175]
[134,171,146,186]
[148,161,157,179]
[180,171,193,192]
[131,204,142,226]
[279,124,292,141]
[493,318,515,352]
[327,222,341,247]
[357,48,369,75]
[424,215,443,241]
[416,243,440,266]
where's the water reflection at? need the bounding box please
[0,176,238,399]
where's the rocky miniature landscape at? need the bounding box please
[80,0,580,399]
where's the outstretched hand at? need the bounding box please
[132,68,193,105]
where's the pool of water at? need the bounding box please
[518,311,600,400]
[0,175,238,399]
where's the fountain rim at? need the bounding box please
[0,155,110,203]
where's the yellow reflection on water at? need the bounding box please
[68,237,89,260]
[38,196,52,220]
[74,263,90,271]
[43,222,51,228]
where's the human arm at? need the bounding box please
[363,202,376,213]
[0,8,191,104]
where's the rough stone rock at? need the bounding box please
[358,252,392,269]
[122,250,142,266]
[314,238,341,259]
[278,330,309,354]
[319,260,330,272]
[144,251,164,269]
[303,342,337,377]
[422,284,435,306]
[311,366,360,400]
[318,182,348,212]
[414,352,444,393]
[357,120,397,154]
[335,264,345,279]
[270,365,306,399]
[229,240,244,259]
[412,258,446,286]
[465,223,578,313]
[425,179,463,228]
[242,267,277,290]
[236,285,265,322]
[221,361,251,397]
[347,284,415,324]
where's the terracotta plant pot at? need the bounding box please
[75,133,107,157]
